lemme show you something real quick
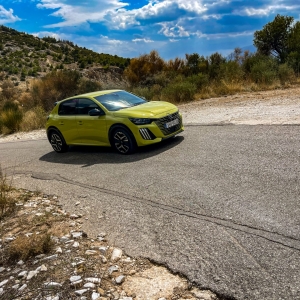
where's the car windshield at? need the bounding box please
[94,91,147,111]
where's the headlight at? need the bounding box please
[129,118,153,125]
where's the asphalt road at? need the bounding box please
[1,125,300,300]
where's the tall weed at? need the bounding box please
[20,106,46,131]
[0,101,23,133]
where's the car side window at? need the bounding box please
[77,98,102,115]
[58,99,78,115]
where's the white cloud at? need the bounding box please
[233,4,300,16]
[0,5,21,24]
[36,0,207,29]
[32,31,62,40]
[37,0,129,27]
[159,22,191,37]
[132,38,154,43]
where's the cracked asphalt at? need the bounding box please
[1,125,300,300]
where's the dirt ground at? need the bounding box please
[179,86,300,125]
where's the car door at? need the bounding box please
[56,99,78,144]
[75,98,108,145]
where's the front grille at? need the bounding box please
[154,111,182,136]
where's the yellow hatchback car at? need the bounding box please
[46,90,184,154]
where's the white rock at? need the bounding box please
[60,236,70,242]
[99,246,107,255]
[12,284,20,289]
[91,292,100,300]
[0,288,3,296]
[83,282,95,288]
[84,277,101,283]
[18,271,27,278]
[0,279,8,287]
[17,260,24,265]
[70,214,80,219]
[44,282,62,288]
[42,254,58,260]
[70,275,82,283]
[74,289,88,296]
[56,247,63,253]
[27,270,38,280]
[71,279,83,286]
[75,201,80,206]
[73,241,80,248]
[40,264,48,272]
[72,232,82,238]
[108,265,119,274]
[0,267,5,273]
[115,275,125,284]
[85,250,97,255]
[111,248,122,261]
[19,284,27,291]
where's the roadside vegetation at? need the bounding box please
[0,14,300,135]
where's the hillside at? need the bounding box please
[0,25,129,89]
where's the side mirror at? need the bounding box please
[88,108,104,116]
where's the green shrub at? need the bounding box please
[250,59,278,85]
[278,63,295,85]
[78,78,102,94]
[186,73,209,89]
[161,79,196,103]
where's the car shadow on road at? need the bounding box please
[39,136,184,166]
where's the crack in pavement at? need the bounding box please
[7,169,300,252]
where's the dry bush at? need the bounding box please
[161,80,196,103]
[20,106,46,132]
[7,233,53,261]
[0,80,18,101]
[31,69,81,111]
[0,101,23,133]
[0,168,15,219]
[19,92,35,109]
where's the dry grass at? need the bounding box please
[20,106,46,132]
[7,233,53,261]
[0,167,16,219]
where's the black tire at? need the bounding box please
[49,130,68,153]
[111,127,136,154]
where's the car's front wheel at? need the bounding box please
[111,127,136,154]
[49,130,68,153]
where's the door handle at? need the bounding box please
[59,122,64,125]
[78,121,83,125]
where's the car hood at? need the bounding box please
[112,101,178,118]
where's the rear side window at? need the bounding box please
[58,99,78,115]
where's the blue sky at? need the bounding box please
[0,0,300,59]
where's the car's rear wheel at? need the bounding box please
[49,130,68,153]
[111,128,136,154]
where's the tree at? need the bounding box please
[254,14,294,62]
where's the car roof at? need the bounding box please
[59,89,123,102]
[75,89,123,98]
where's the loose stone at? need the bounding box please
[18,271,27,278]
[75,289,88,296]
[70,275,82,283]
[111,248,122,262]
[27,270,38,280]
[0,279,9,287]
[91,292,100,300]
[83,282,95,288]
[115,275,125,284]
